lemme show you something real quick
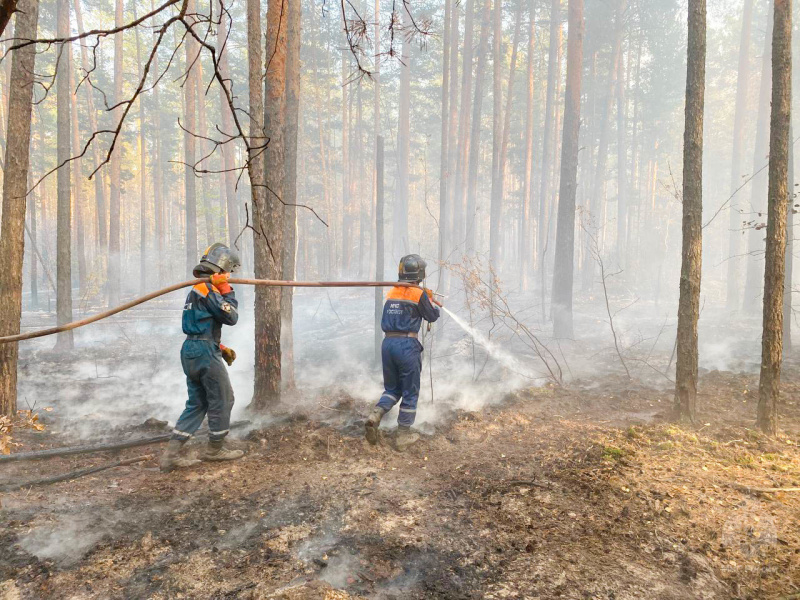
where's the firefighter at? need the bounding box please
[365,254,440,451]
[160,243,244,472]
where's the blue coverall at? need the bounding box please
[376,286,440,426]
[171,282,239,442]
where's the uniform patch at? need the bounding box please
[222,302,232,313]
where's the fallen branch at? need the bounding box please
[728,482,800,495]
[0,454,152,492]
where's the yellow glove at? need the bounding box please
[220,344,236,366]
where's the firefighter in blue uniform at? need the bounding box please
[160,243,244,472]
[365,254,440,451]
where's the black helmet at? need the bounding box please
[398,254,427,283]
[193,243,241,277]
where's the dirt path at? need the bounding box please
[2,372,799,599]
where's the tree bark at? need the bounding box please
[282,0,301,389]
[488,0,503,265]
[465,0,492,255]
[757,0,791,436]
[441,0,460,288]
[0,0,38,416]
[107,0,123,307]
[150,0,164,287]
[134,10,147,295]
[68,40,85,294]
[439,0,451,277]
[374,136,385,362]
[252,0,287,410]
[743,1,773,312]
[550,0,583,339]
[184,0,198,276]
[674,0,706,423]
[783,121,793,355]
[55,0,73,350]
[615,18,627,264]
[520,0,535,290]
[393,7,412,258]
[538,0,560,269]
[218,12,239,247]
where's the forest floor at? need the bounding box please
[2,358,800,599]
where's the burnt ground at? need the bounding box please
[2,364,800,600]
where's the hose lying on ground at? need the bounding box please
[0,454,152,492]
[0,420,251,463]
[0,278,421,344]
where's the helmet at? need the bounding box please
[398,254,427,283]
[193,243,241,277]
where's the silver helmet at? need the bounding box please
[193,243,241,277]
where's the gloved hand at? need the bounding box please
[220,344,236,366]
[424,287,443,307]
[210,272,233,294]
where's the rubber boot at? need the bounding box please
[202,439,244,461]
[395,426,420,452]
[364,407,387,445]
[159,439,201,472]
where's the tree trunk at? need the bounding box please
[374,136,385,362]
[68,40,85,295]
[783,121,793,355]
[107,0,123,307]
[394,7,412,258]
[439,0,451,277]
[55,0,73,350]
[195,57,212,244]
[218,12,239,247]
[0,0,38,416]
[726,0,753,312]
[441,0,460,288]
[465,0,492,255]
[520,0,535,290]
[341,51,351,271]
[488,0,503,266]
[538,0,560,269]
[757,0,791,436]
[252,0,287,410]
[150,0,164,287]
[743,1,773,312]
[452,0,476,258]
[134,11,147,295]
[615,20,627,264]
[28,186,38,309]
[495,0,524,269]
[673,0,706,423]
[550,0,583,339]
[184,0,198,276]
[282,0,301,389]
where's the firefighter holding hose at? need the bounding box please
[365,254,441,451]
[160,243,244,472]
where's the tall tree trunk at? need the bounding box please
[726,0,753,312]
[520,0,536,290]
[757,0,791,435]
[674,0,706,423]
[465,0,492,255]
[743,1,774,312]
[488,0,503,265]
[439,0,451,276]
[73,0,106,253]
[68,41,85,294]
[253,0,287,410]
[135,10,147,294]
[219,12,239,247]
[441,0,460,288]
[452,0,476,257]
[374,136,385,362]
[538,0,560,271]
[550,0,583,338]
[184,0,198,276]
[282,0,301,389]
[615,26,627,263]
[107,0,123,307]
[783,121,794,355]
[151,0,164,287]
[495,0,524,268]
[341,51,351,271]
[196,58,212,244]
[394,7,412,258]
[0,0,38,416]
[28,186,38,310]
[55,0,73,350]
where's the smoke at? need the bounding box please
[17,513,110,567]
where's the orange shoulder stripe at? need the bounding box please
[386,286,423,302]
[192,283,209,297]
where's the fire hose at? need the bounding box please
[0,278,443,345]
